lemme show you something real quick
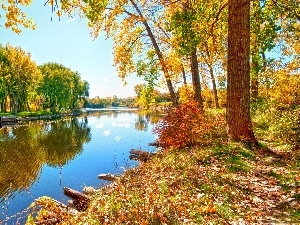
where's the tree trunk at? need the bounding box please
[208,64,220,109]
[13,93,18,115]
[251,66,259,101]
[182,67,187,85]
[250,0,260,102]
[202,45,220,109]
[190,48,204,110]
[227,0,257,144]
[130,0,178,106]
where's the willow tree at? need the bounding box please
[3,44,41,113]
[0,45,9,112]
[164,1,202,109]
[38,62,87,112]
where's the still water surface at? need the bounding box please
[0,109,160,224]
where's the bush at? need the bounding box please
[153,101,226,150]
[253,106,300,149]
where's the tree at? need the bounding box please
[38,62,88,112]
[1,0,36,34]
[250,0,281,103]
[61,0,178,105]
[3,44,41,113]
[0,45,9,112]
[226,0,257,143]
[165,0,229,110]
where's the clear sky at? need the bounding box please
[0,1,142,98]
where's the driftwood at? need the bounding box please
[98,173,118,182]
[148,141,161,147]
[0,121,17,128]
[129,149,156,162]
[63,187,90,211]
[83,186,98,195]
[0,116,17,123]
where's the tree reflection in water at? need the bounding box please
[135,112,163,132]
[0,117,91,200]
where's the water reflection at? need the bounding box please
[135,113,164,131]
[0,110,162,224]
[86,109,163,132]
[135,114,149,131]
[41,118,91,167]
[0,118,91,199]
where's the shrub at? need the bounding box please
[253,106,300,149]
[153,101,226,150]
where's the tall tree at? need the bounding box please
[4,44,41,113]
[38,62,88,112]
[0,45,9,112]
[226,0,257,143]
[61,0,178,105]
[129,0,178,105]
[167,1,204,109]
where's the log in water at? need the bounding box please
[63,187,90,211]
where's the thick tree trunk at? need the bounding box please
[130,0,178,106]
[190,48,204,110]
[227,0,257,144]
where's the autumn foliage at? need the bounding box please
[153,101,226,149]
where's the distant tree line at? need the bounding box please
[0,44,89,114]
[85,90,172,109]
[85,95,134,108]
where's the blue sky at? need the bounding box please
[0,1,142,98]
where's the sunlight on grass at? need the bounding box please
[27,141,300,224]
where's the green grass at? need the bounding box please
[0,111,52,117]
[17,111,52,117]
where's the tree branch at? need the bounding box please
[271,0,300,21]
[210,2,228,34]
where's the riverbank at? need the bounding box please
[17,111,82,122]
[0,110,83,123]
[26,141,299,224]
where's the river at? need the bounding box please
[0,108,161,225]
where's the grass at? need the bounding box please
[26,140,300,224]
[0,111,52,117]
[26,106,300,224]
[17,111,52,117]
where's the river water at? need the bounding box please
[0,108,161,225]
